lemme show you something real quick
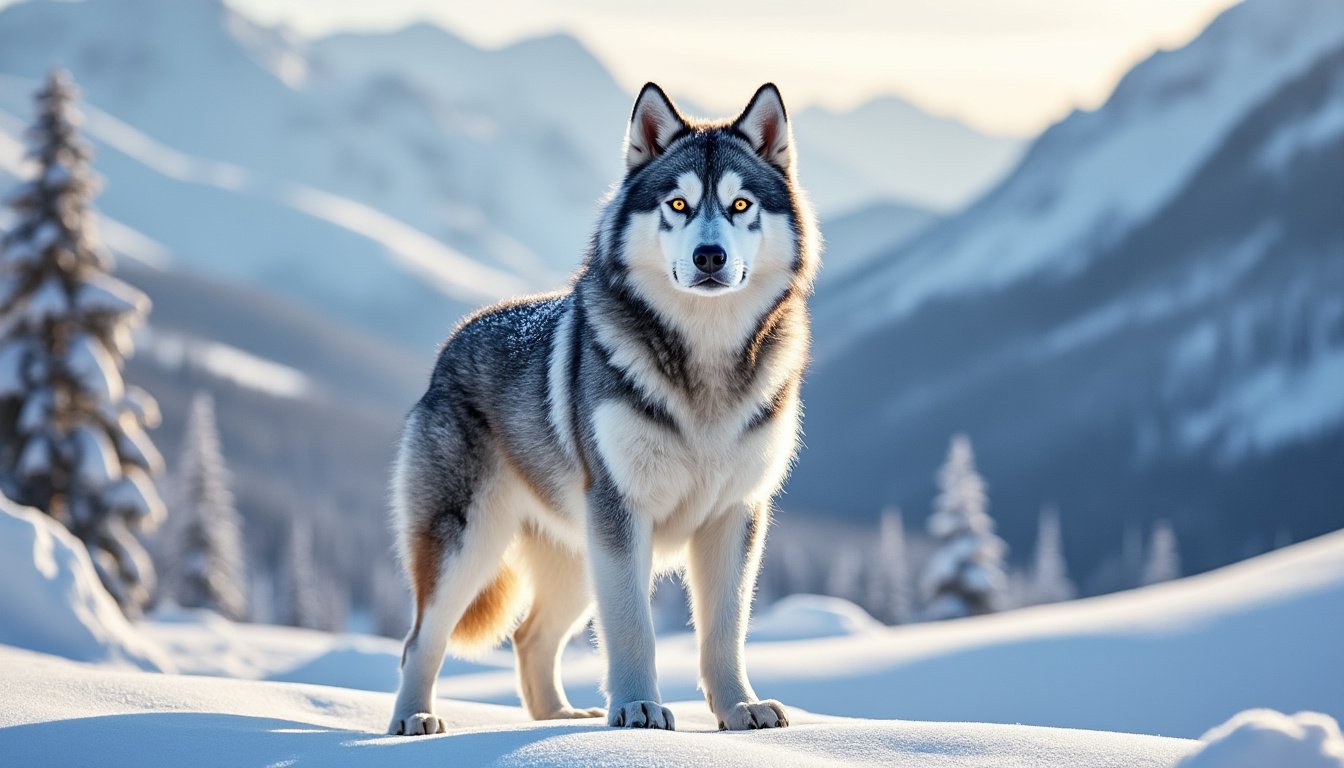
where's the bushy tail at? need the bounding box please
[451,564,526,655]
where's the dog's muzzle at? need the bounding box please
[690,244,734,289]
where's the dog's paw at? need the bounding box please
[388,712,445,736]
[717,699,789,730]
[545,706,607,720]
[608,700,675,730]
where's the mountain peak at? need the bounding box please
[499,30,591,59]
[794,93,1025,212]
[0,0,307,90]
[820,0,1344,347]
[317,19,475,57]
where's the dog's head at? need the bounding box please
[612,83,808,299]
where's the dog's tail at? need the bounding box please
[451,563,526,655]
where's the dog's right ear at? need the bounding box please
[625,83,688,170]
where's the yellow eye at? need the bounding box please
[733,198,751,212]
[669,198,687,212]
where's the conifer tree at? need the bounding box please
[280,519,320,629]
[1142,519,1182,586]
[920,434,1007,619]
[372,560,411,639]
[1121,522,1146,589]
[1028,506,1076,605]
[163,393,246,619]
[826,546,864,604]
[279,517,348,632]
[864,508,912,624]
[0,70,164,614]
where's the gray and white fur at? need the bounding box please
[388,82,819,735]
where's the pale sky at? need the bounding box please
[16,0,1245,136]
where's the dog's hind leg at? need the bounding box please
[513,533,603,721]
[389,493,518,735]
[388,410,521,736]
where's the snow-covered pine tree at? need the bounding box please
[371,560,411,639]
[826,545,864,604]
[919,434,1007,620]
[278,517,348,632]
[1142,519,1182,586]
[1121,522,1146,589]
[772,533,821,599]
[1028,506,1076,605]
[163,393,246,619]
[279,519,320,629]
[0,70,164,614]
[864,508,912,624]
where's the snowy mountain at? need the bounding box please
[0,0,1016,353]
[796,97,1025,213]
[310,24,631,188]
[115,260,416,627]
[815,200,940,289]
[794,0,1344,588]
[818,0,1344,344]
[0,0,548,349]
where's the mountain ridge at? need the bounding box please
[791,28,1344,590]
[816,0,1344,353]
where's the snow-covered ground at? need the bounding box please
[0,646,1197,767]
[411,528,1344,739]
[1,501,1341,766]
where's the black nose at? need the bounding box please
[692,244,727,273]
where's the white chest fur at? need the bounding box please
[591,390,799,544]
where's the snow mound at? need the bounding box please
[141,609,507,687]
[1176,709,1344,768]
[0,645,1194,768]
[266,636,507,693]
[749,595,884,641]
[266,640,405,692]
[0,498,170,671]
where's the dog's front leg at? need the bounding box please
[686,503,789,730]
[586,479,674,730]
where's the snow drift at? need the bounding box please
[0,497,169,671]
[747,594,884,642]
[1176,709,1344,768]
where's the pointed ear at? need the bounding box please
[733,83,792,172]
[625,83,688,170]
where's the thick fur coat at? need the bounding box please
[388,82,819,735]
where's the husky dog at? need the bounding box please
[388,82,818,735]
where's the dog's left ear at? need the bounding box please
[733,83,792,172]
